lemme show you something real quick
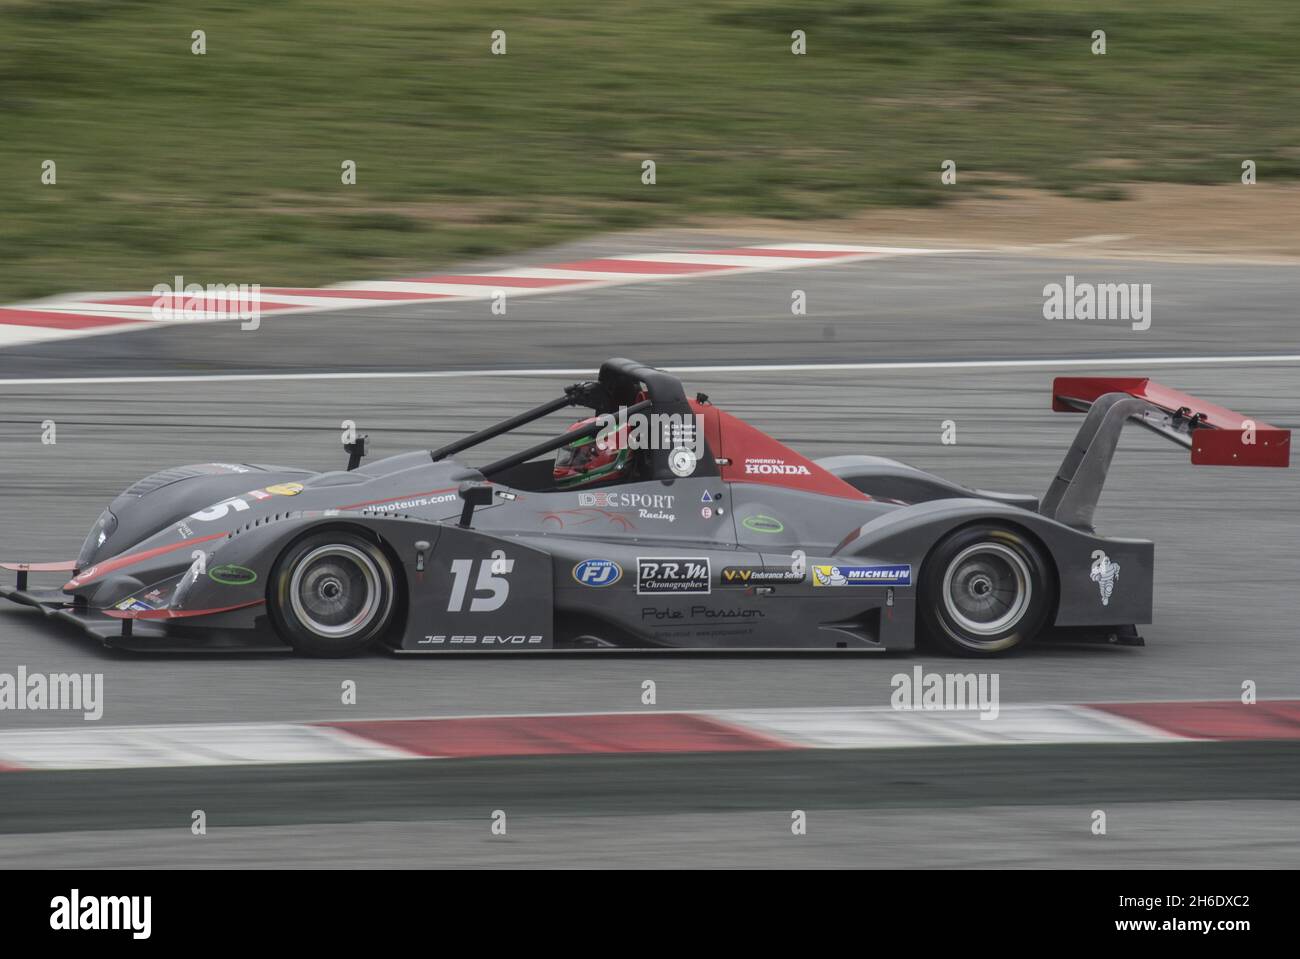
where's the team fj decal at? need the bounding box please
[636,557,711,595]
[1089,549,1120,606]
[573,559,622,587]
[744,457,811,476]
[578,491,676,523]
[741,514,784,534]
[721,565,804,585]
[812,564,912,587]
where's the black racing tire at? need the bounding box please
[918,523,1054,657]
[269,530,397,657]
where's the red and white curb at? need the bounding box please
[0,243,969,349]
[0,700,1296,771]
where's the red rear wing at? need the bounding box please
[1052,376,1290,467]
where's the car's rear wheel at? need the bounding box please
[270,530,396,657]
[919,524,1053,656]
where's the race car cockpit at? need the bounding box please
[424,358,718,493]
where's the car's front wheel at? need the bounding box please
[270,530,397,657]
[919,524,1053,656]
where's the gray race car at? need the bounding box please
[1,358,1289,656]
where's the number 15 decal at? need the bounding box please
[447,552,514,612]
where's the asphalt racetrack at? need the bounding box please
[1,239,1297,866]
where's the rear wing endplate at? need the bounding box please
[1044,377,1290,531]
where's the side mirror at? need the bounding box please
[457,481,493,528]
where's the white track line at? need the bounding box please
[1,353,1298,388]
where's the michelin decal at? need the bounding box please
[812,564,912,587]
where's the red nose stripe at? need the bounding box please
[66,533,227,589]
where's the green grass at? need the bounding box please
[1,0,1297,300]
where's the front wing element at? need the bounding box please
[0,564,286,653]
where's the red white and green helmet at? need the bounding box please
[553,417,633,488]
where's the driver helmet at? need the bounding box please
[554,417,632,488]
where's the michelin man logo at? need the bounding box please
[1089,549,1120,606]
[813,565,848,587]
